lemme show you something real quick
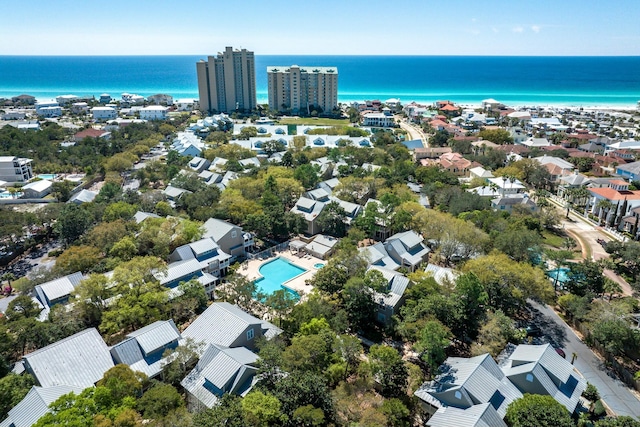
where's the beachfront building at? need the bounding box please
[267,65,338,114]
[196,47,257,114]
[362,112,395,127]
[0,156,33,182]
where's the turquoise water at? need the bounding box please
[314,263,325,269]
[0,191,23,199]
[37,174,56,180]
[1,56,639,107]
[255,257,305,298]
[547,267,570,284]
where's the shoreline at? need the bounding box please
[1,92,637,113]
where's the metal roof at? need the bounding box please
[110,337,144,365]
[35,271,84,306]
[127,319,181,355]
[23,328,114,388]
[180,343,259,409]
[427,403,507,427]
[0,385,85,427]
[182,303,278,351]
[202,218,239,243]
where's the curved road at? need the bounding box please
[530,300,640,417]
[398,117,428,147]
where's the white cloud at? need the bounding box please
[531,25,541,33]
[512,26,524,33]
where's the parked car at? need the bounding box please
[555,348,566,358]
[596,238,607,246]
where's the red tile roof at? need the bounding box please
[74,128,108,139]
[589,187,640,201]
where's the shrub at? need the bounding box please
[582,382,600,402]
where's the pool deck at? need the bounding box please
[240,250,324,296]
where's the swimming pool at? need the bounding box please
[37,174,57,180]
[255,257,305,299]
[547,267,570,284]
[0,191,22,199]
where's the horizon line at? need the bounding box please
[2,54,640,58]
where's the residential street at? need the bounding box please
[529,300,640,417]
[550,198,635,296]
[397,117,428,147]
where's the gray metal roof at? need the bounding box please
[110,337,144,365]
[181,302,278,351]
[180,343,259,409]
[34,271,84,306]
[422,354,522,418]
[202,218,240,243]
[427,403,507,427]
[0,385,85,427]
[502,344,586,413]
[133,211,160,224]
[425,264,459,286]
[68,189,96,204]
[158,258,202,285]
[127,319,181,355]
[23,328,114,388]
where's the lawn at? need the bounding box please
[276,117,350,126]
[542,230,567,248]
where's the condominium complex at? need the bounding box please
[0,156,33,182]
[267,65,338,114]
[196,47,256,114]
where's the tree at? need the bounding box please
[265,289,298,327]
[473,310,524,356]
[241,391,285,427]
[6,295,40,320]
[368,344,408,398]
[0,373,35,420]
[137,383,183,420]
[380,398,410,427]
[316,201,348,237]
[566,259,605,297]
[293,164,320,189]
[97,364,147,402]
[51,180,75,202]
[478,128,513,144]
[333,334,363,380]
[341,277,376,332]
[595,417,640,427]
[55,204,93,245]
[55,245,102,274]
[292,405,325,427]
[216,274,263,315]
[193,394,244,427]
[504,394,573,427]
[415,319,452,374]
[271,371,335,427]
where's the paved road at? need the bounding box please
[398,117,428,147]
[529,300,640,417]
[549,198,635,296]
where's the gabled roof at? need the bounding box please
[202,218,240,243]
[0,385,85,427]
[22,179,52,192]
[180,343,259,408]
[359,242,401,271]
[68,189,97,204]
[420,353,522,418]
[127,319,181,355]
[181,302,281,353]
[133,211,160,224]
[23,328,114,388]
[34,271,85,306]
[501,344,586,413]
[425,263,459,285]
[426,403,507,427]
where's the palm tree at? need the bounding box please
[602,277,622,301]
[596,199,614,226]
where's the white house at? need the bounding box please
[139,106,168,121]
[92,106,118,121]
[0,156,33,182]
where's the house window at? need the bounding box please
[247,328,254,340]
[526,373,534,382]
[231,230,237,239]
[454,391,462,399]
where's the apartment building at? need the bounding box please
[196,47,256,114]
[267,65,338,114]
[0,156,33,182]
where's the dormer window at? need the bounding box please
[526,373,534,382]
[454,391,462,399]
[247,329,254,340]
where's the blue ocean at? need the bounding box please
[1,55,639,107]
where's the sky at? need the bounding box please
[2,0,639,56]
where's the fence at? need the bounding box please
[246,240,292,261]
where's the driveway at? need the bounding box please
[529,300,640,417]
